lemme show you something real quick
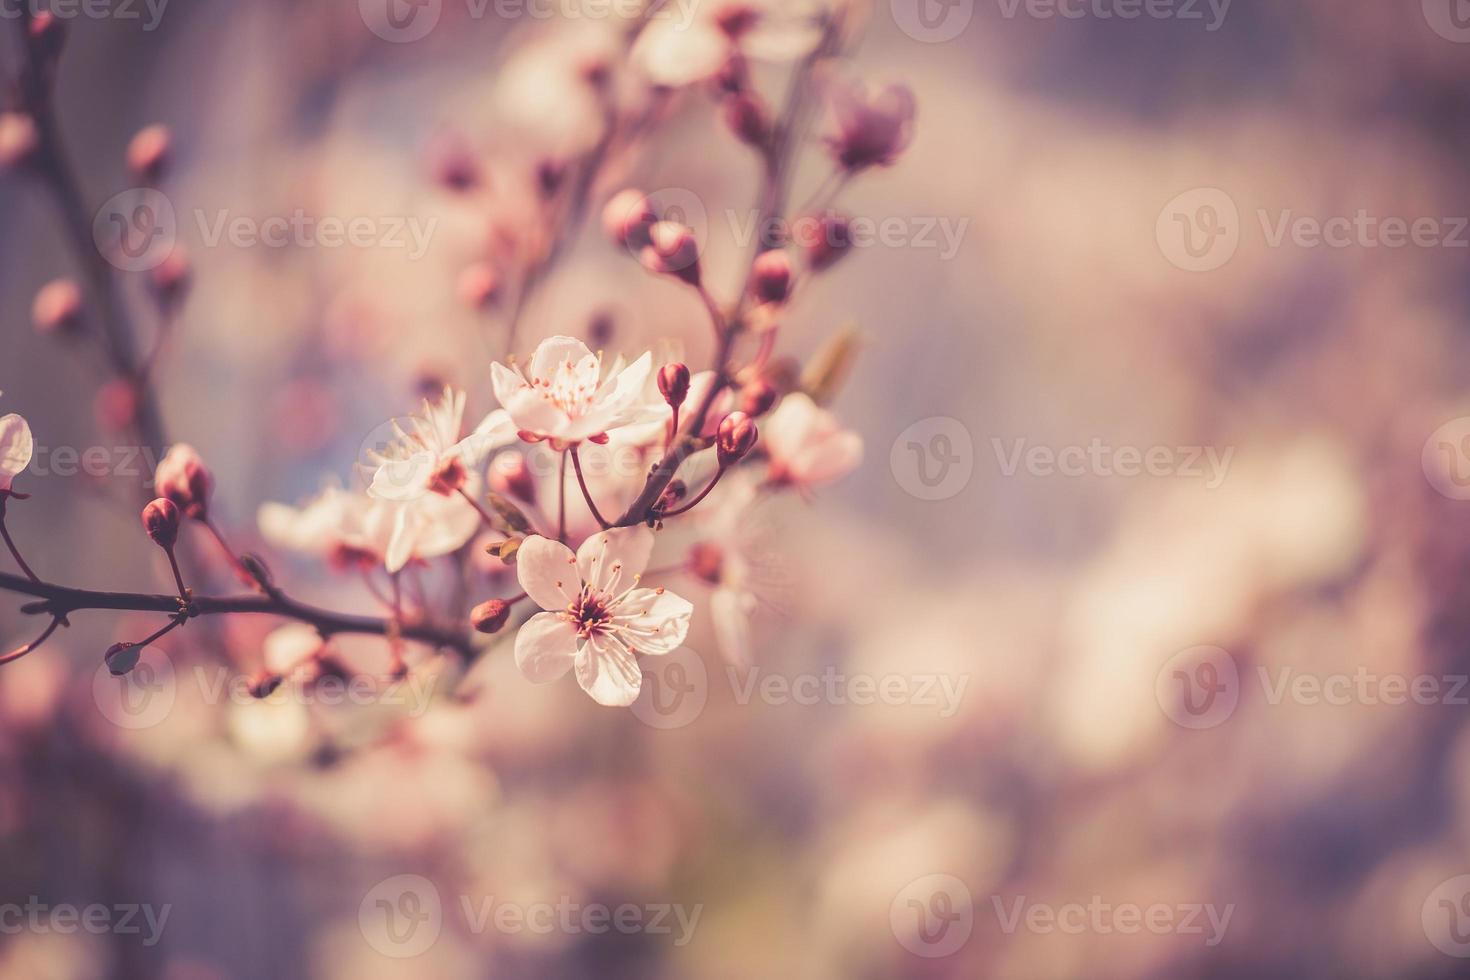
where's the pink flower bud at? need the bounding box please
[141,497,181,550]
[640,221,702,286]
[751,249,793,304]
[126,124,171,183]
[536,158,567,198]
[155,443,213,521]
[739,378,778,417]
[689,541,723,585]
[94,380,138,433]
[150,251,192,309]
[724,93,771,148]
[105,642,141,677]
[28,12,66,58]
[0,113,39,171]
[803,212,855,272]
[716,4,761,39]
[826,81,917,172]
[658,363,691,409]
[490,453,537,504]
[426,130,482,193]
[250,673,284,699]
[472,599,512,635]
[658,480,687,512]
[716,412,758,467]
[602,189,656,251]
[32,278,83,335]
[457,263,501,310]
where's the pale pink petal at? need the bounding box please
[793,431,863,485]
[0,414,34,492]
[529,335,595,382]
[491,361,528,411]
[575,632,642,707]
[576,526,655,593]
[503,386,571,439]
[514,612,578,683]
[384,505,413,573]
[369,450,436,501]
[517,535,582,611]
[615,588,692,656]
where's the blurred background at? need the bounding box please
[5,0,1470,977]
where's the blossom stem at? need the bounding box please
[0,504,40,584]
[666,405,680,452]
[661,466,726,518]
[458,487,499,530]
[558,451,569,542]
[136,615,186,649]
[201,517,260,591]
[696,284,727,337]
[164,548,189,600]
[570,447,613,530]
[0,615,63,667]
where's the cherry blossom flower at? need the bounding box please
[514,527,693,707]
[632,0,828,89]
[762,393,862,488]
[0,402,33,497]
[258,484,393,569]
[491,336,654,446]
[367,388,515,503]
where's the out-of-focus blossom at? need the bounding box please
[0,112,38,170]
[259,483,389,568]
[126,123,171,182]
[762,393,861,488]
[31,278,83,334]
[632,0,828,88]
[491,336,654,445]
[367,389,514,503]
[514,528,693,706]
[825,79,916,172]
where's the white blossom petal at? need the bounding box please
[0,414,34,492]
[515,612,579,683]
[576,526,655,593]
[575,632,642,706]
[616,588,692,656]
[517,535,582,611]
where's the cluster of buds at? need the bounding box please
[603,190,703,287]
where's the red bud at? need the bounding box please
[105,643,141,677]
[126,124,171,183]
[32,278,83,335]
[751,249,793,304]
[603,189,656,251]
[141,497,181,550]
[472,599,512,635]
[658,363,691,409]
[716,412,758,467]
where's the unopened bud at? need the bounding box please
[658,480,687,512]
[94,380,138,433]
[32,278,83,334]
[141,497,181,550]
[640,221,701,286]
[724,93,772,148]
[751,249,793,304]
[126,124,171,183]
[536,158,567,198]
[150,250,192,307]
[588,310,615,347]
[426,130,482,193]
[155,443,214,520]
[28,12,66,59]
[105,643,141,677]
[716,3,760,38]
[739,378,778,417]
[716,412,758,467]
[0,113,39,171]
[602,189,656,251]
[658,363,690,409]
[249,673,284,699]
[803,212,855,272]
[457,263,500,310]
[472,599,513,635]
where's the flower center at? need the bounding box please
[530,357,598,418]
[572,590,613,637]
